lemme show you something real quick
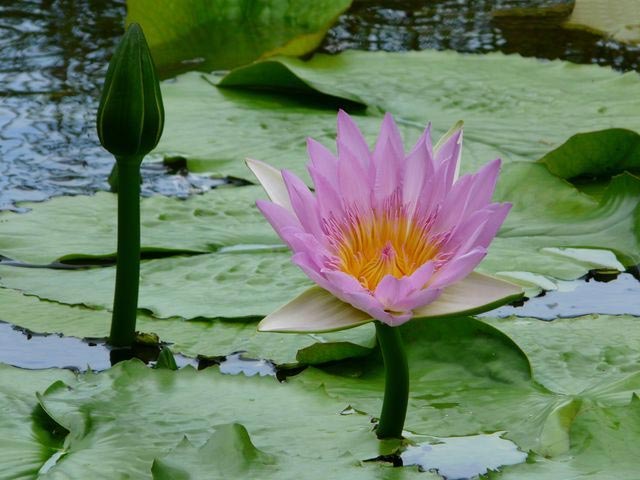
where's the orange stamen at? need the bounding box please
[333,202,440,291]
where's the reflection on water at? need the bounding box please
[0,0,222,211]
[401,431,527,479]
[0,0,122,210]
[219,352,276,377]
[323,0,640,72]
[2,1,639,209]
[485,272,640,320]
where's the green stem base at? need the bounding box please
[375,321,409,439]
[109,158,142,347]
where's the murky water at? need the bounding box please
[2,0,639,209]
[0,0,220,211]
[323,0,640,71]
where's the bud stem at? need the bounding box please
[110,157,143,347]
[375,321,409,439]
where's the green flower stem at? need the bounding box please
[109,157,142,347]
[375,321,409,439]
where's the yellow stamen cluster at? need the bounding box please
[335,208,439,291]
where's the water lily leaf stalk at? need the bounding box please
[375,322,409,439]
[97,23,164,347]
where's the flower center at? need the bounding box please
[332,204,440,291]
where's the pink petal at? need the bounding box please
[308,165,344,220]
[373,262,437,312]
[337,145,372,211]
[281,169,323,238]
[307,138,338,187]
[474,203,511,249]
[255,200,303,247]
[372,136,401,205]
[373,274,407,309]
[345,289,412,326]
[323,269,369,298]
[374,112,404,160]
[401,287,442,311]
[292,252,333,291]
[430,247,487,289]
[336,109,371,171]
[463,158,502,214]
[287,231,330,266]
[403,125,435,210]
[372,113,404,202]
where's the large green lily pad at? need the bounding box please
[154,50,640,177]
[296,314,640,463]
[126,0,352,76]
[0,186,278,265]
[484,314,640,397]
[0,251,311,319]
[482,165,640,292]
[496,396,640,479]
[35,360,422,479]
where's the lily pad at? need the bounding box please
[126,0,352,76]
[35,360,416,479]
[296,314,640,459]
[496,396,640,479]
[0,251,310,319]
[483,314,640,397]
[154,51,640,182]
[539,128,640,180]
[297,317,560,453]
[213,51,640,173]
[481,164,640,292]
[0,287,375,366]
[564,0,640,45]
[0,365,73,479]
[0,186,278,265]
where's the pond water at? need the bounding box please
[401,432,527,479]
[2,0,639,209]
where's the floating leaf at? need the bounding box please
[0,365,73,479]
[539,128,640,179]
[0,287,375,366]
[482,164,640,292]
[0,187,278,265]
[35,361,409,479]
[126,0,352,76]
[484,314,640,396]
[564,0,640,45]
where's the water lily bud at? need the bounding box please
[97,23,164,159]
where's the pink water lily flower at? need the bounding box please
[248,111,522,332]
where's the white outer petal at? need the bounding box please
[258,272,523,333]
[245,158,293,213]
[413,271,523,319]
[258,286,372,333]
